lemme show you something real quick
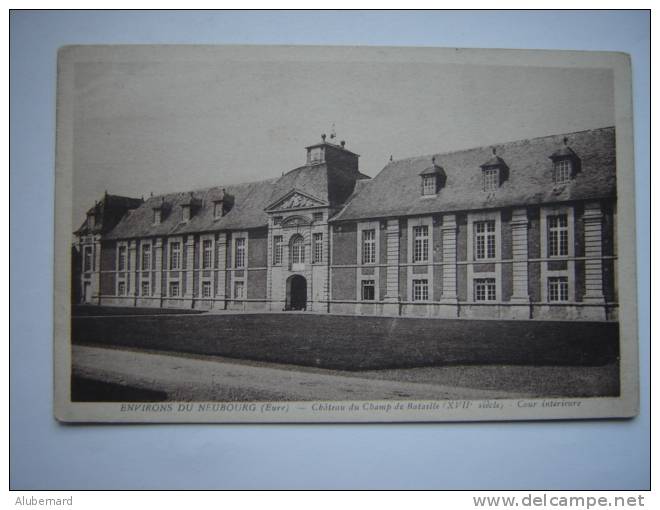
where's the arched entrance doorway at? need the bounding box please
[286,274,307,311]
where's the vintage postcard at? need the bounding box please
[53,45,638,422]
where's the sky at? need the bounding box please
[71,51,614,222]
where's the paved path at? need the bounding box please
[73,345,525,401]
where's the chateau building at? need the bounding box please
[74,127,617,320]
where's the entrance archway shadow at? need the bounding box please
[285,274,307,311]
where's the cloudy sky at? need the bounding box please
[71,49,614,221]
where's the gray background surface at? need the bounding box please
[10,10,650,489]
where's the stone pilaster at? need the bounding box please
[128,240,137,304]
[93,238,102,304]
[510,208,530,303]
[583,202,605,303]
[440,214,458,302]
[154,238,163,302]
[215,233,227,308]
[383,219,400,315]
[185,235,195,299]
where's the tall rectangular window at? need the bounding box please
[422,175,436,195]
[361,229,376,264]
[548,277,569,302]
[169,241,181,270]
[474,278,496,301]
[141,244,151,271]
[235,238,245,268]
[273,235,283,265]
[83,246,93,272]
[361,280,375,301]
[202,239,213,269]
[117,281,126,296]
[117,245,127,271]
[548,214,569,257]
[141,279,150,297]
[474,220,496,260]
[234,281,244,299]
[412,279,429,301]
[412,225,429,263]
[202,280,212,298]
[169,281,179,297]
[483,168,499,191]
[313,233,323,263]
[554,160,572,184]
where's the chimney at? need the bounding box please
[340,140,345,148]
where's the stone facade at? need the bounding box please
[74,127,618,321]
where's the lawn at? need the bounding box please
[72,312,619,371]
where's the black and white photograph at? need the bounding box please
[53,44,638,422]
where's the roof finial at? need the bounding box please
[432,156,436,164]
[330,122,336,140]
[321,133,326,142]
[563,136,569,146]
[492,147,497,155]
[389,155,393,162]
[150,191,153,197]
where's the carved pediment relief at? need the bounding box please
[281,215,312,227]
[265,189,328,212]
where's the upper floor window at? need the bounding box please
[548,215,569,257]
[554,160,572,184]
[202,239,213,269]
[474,220,496,260]
[117,281,126,296]
[141,279,151,297]
[361,229,376,264]
[483,167,499,191]
[313,212,324,223]
[169,280,180,297]
[290,235,305,265]
[273,216,282,226]
[412,225,429,263]
[273,235,283,265]
[422,175,436,195]
[234,281,245,299]
[234,238,246,268]
[117,245,127,271]
[313,233,323,263]
[83,246,93,272]
[141,244,151,271]
[169,241,181,270]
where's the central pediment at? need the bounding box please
[265,189,329,212]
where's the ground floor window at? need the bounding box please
[141,279,150,296]
[234,281,244,299]
[412,279,429,301]
[202,280,212,298]
[361,280,375,301]
[169,281,180,297]
[548,277,569,302]
[474,278,496,302]
[117,281,126,296]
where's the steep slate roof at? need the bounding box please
[106,179,278,240]
[332,126,616,222]
[75,193,144,236]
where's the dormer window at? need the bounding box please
[213,202,223,219]
[182,205,191,223]
[483,167,499,191]
[310,147,323,163]
[180,192,198,223]
[554,159,572,184]
[87,212,96,228]
[152,209,161,225]
[422,175,436,195]
[480,148,508,192]
[549,137,580,185]
[419,157,445,196]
